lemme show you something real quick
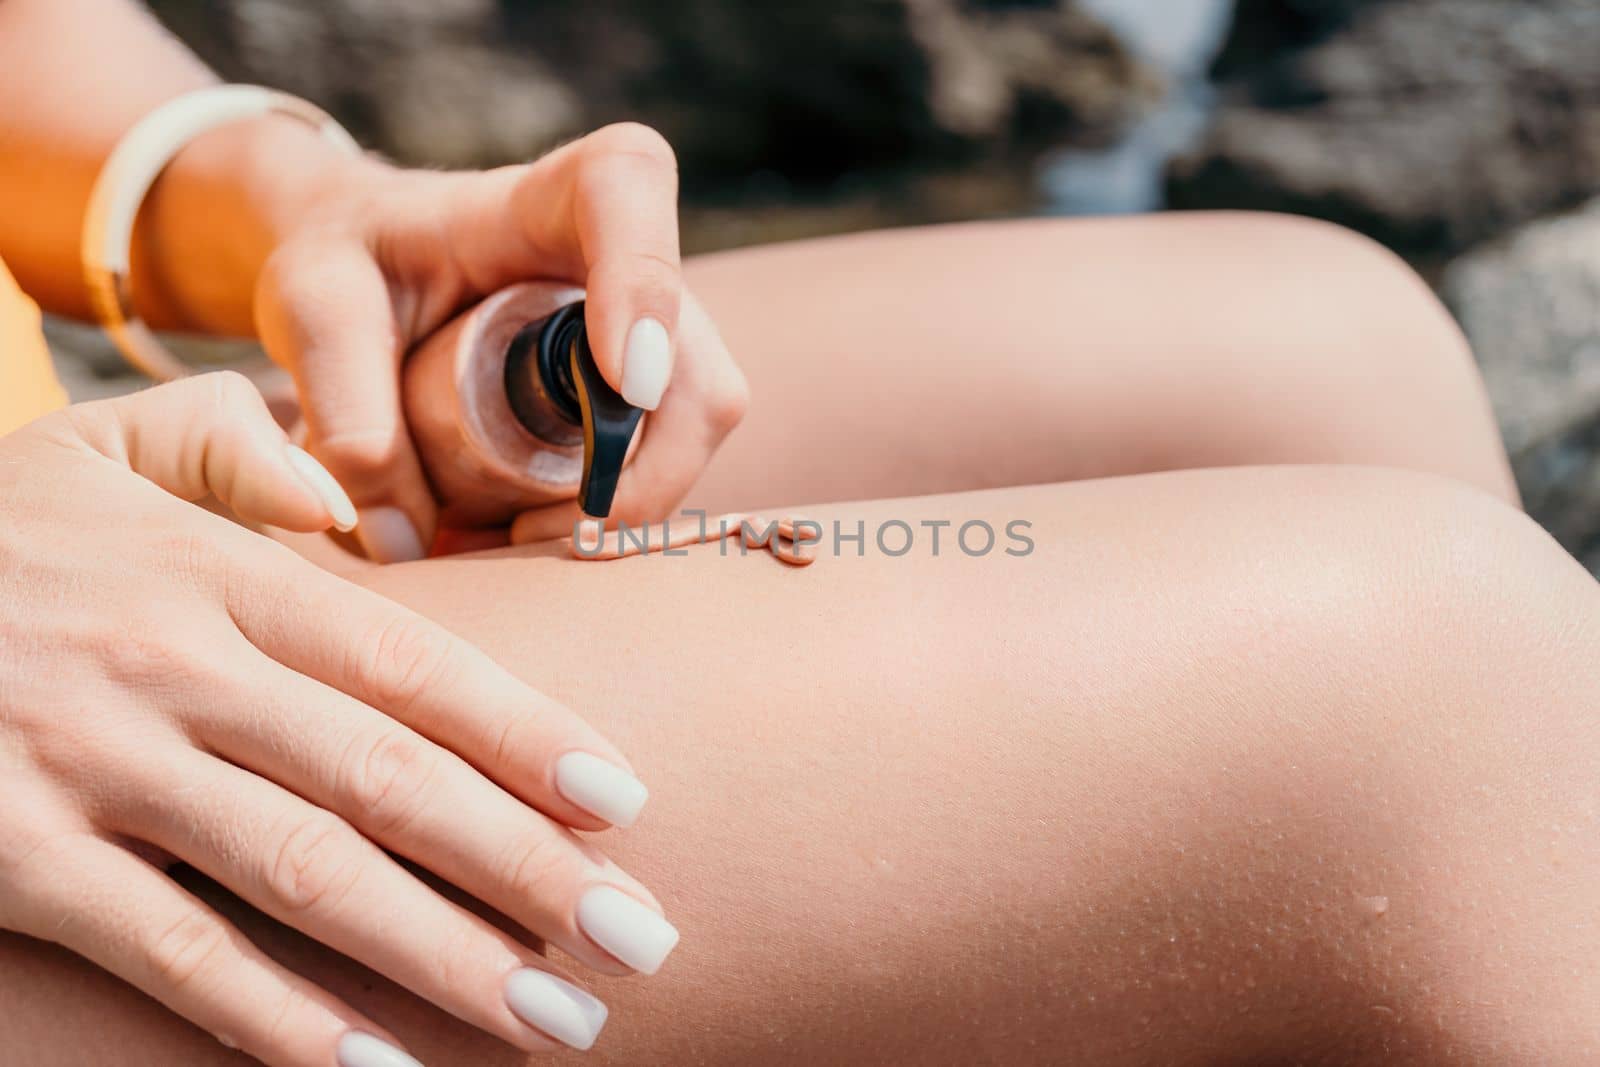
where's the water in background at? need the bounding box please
[1041,0,1235,215]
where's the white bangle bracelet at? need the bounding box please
[81,84,361,381]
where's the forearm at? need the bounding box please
[0,0,360,335]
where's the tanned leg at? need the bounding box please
[684,214,1516,509]
[2,466,1594,1064]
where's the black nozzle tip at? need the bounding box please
[504,300,643,520]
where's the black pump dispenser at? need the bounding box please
[503,301,643,519]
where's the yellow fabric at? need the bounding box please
[0,256,67,436]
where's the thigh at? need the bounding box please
[683,215,1515,511]
[2,468,1593,1065]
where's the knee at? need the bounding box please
[1237,214,1490,401]
[1155,213,1516,498]
[1242,470,1600,1060]
[1222,213,1469,362]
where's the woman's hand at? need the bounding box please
[0,374,676,1064]
[253,122,749,560]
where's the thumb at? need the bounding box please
[69,371,357,533]
[255,238,437,563]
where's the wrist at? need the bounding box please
[129,108,381,336]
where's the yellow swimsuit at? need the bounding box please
[0,257,68,436]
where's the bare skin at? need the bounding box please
[683,213,1517,510]
[2,216,1593,1065]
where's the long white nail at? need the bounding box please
[556,752,648,828]
[577,886,679,974]
[620,317,671,410]
[575,518,606,549]
[356,506,425,563]
[504,968,608,1051]
[336,1031,424,1067]
[285,445,357,532]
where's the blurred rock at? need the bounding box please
[151,0,1158,195]
[1441,199,1600,566]
[1169,0,1600,257]
[151,0,583,167]
[1209,0,1383,75]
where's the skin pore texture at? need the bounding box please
[2,215,1596,1064]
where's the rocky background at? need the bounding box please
[57,0,1600,570]
[1171,0,1600,572]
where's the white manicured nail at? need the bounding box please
[577,886,679,974]
[574,518,605,552]
[357,506,425,563]
[337,1031,424,1067]
[285,445,357,532]
[504,968,608,1051]
[620,317,671,410]
[556,752,648,827]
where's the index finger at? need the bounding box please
[457,124,683,410]
[225,551,647,832]
[559,123,682,410]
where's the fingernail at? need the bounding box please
[285,445,357,532]
[556,752,649,828]
[337,1031,424,1067]
[356,506,425,563]
[620,317,671,410]
[577,885,680,974]
[504,968,608,1051]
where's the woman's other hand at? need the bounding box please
[254,122,749,560]
[0,374,675,1064]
